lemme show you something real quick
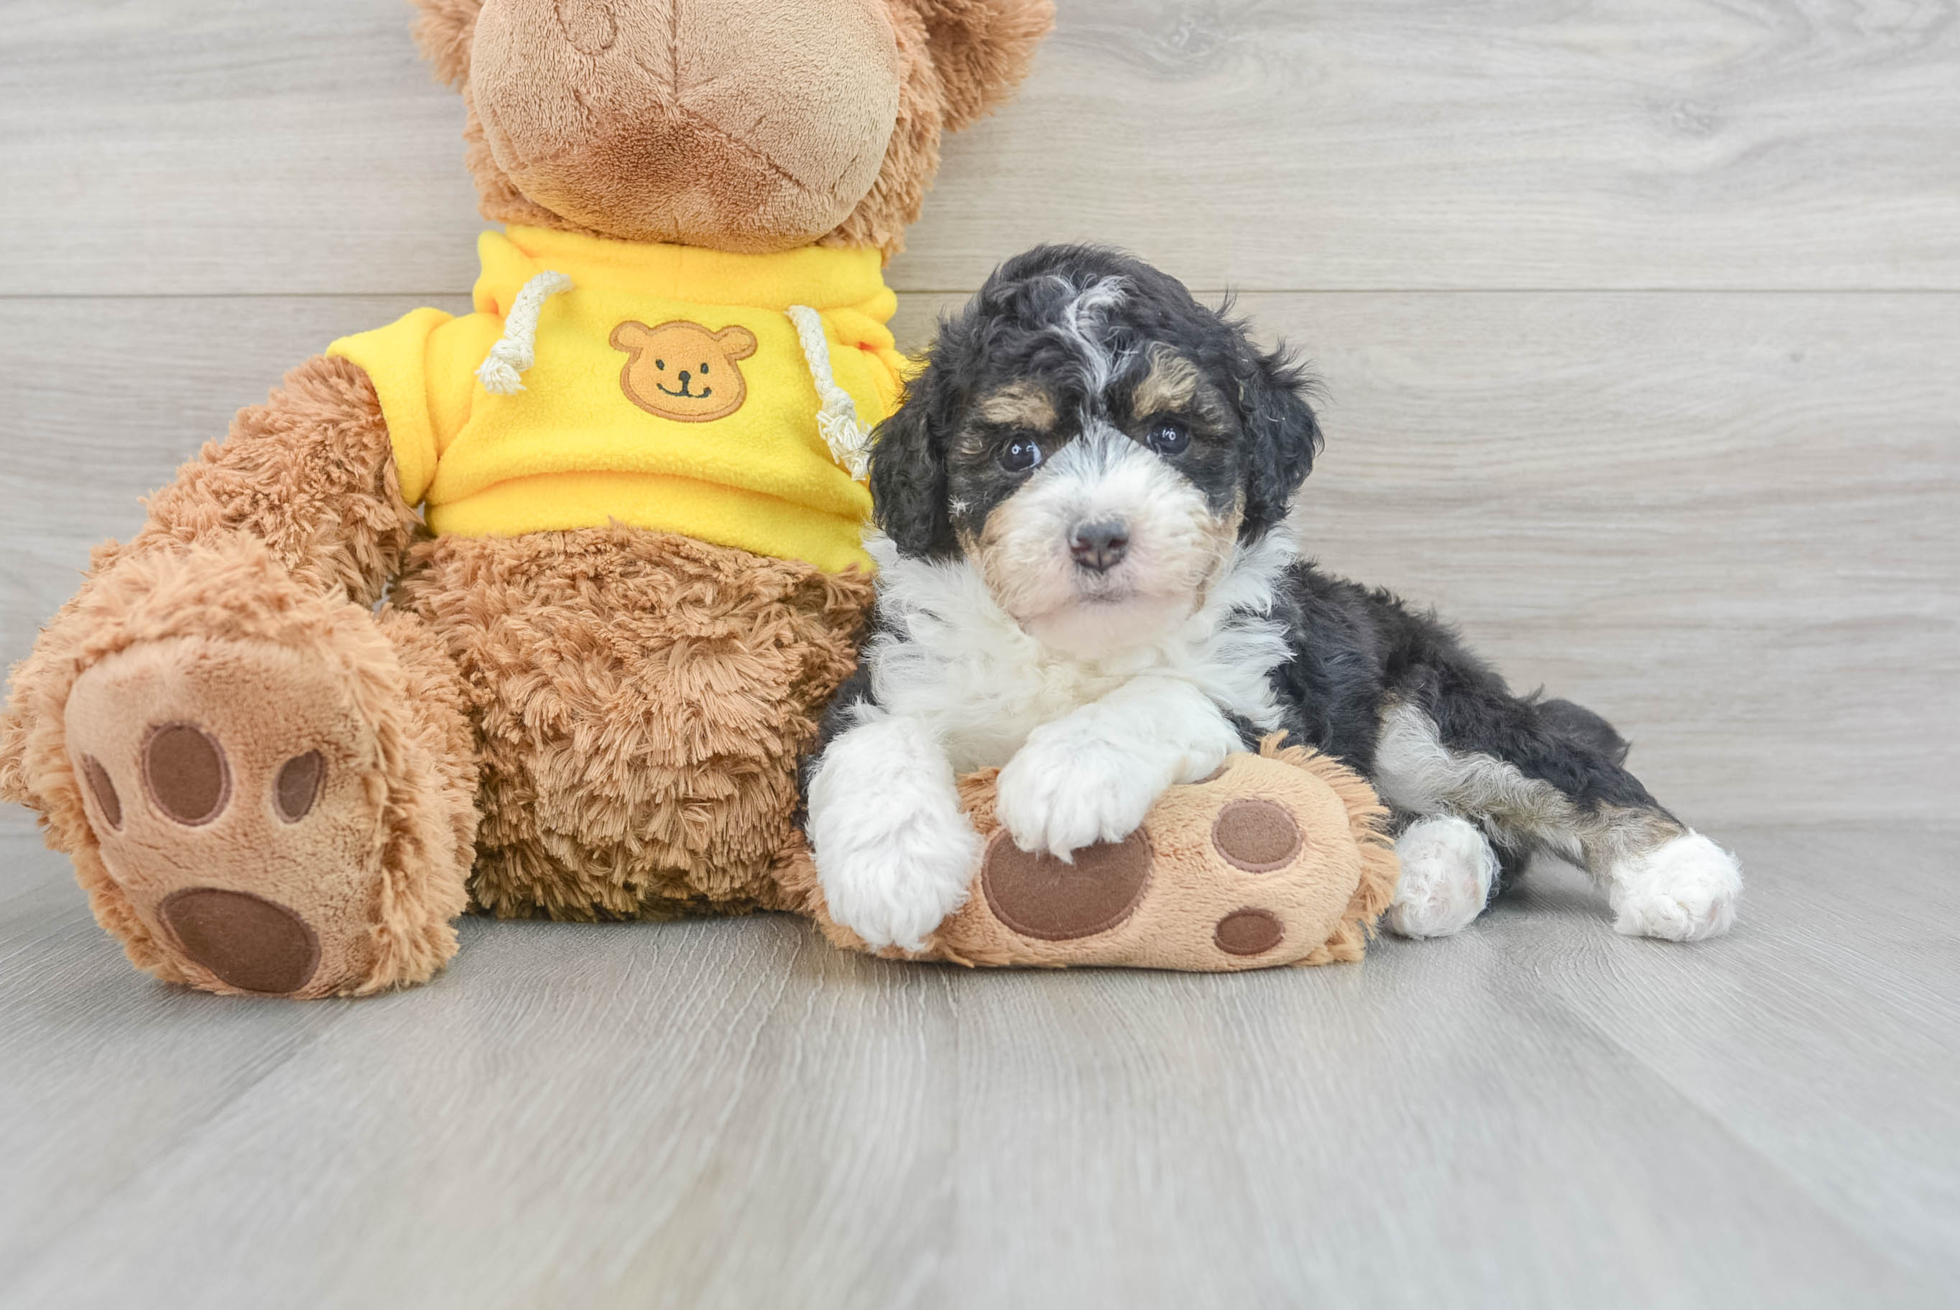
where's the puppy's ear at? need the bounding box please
[868,366,960,559]
[412,0,484,90]
[908,0,1056,132]
[1235,337,1323,541]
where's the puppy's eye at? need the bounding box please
[999,437,1044,473]
[1147,419,1191,455]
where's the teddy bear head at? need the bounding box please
[609,319,758,422]
[411,0,1053,257]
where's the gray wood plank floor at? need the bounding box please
[2,824,1956,1309]
[2,0,1956,1305]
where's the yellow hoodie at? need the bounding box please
[328,226,905,573]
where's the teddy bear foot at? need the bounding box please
[63,622,471,997]
[941,747,1399,970]
[783,740,1401,971]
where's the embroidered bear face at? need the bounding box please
[610,320,758,423]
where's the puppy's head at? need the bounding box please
[870,245,1321,656]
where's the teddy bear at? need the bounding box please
[0,0,1057,998]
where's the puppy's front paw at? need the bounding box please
[1609,832,1741,942]
[996,727,1164,860]
[806,716,981,952]
[807,800,976,953]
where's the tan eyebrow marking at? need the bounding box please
[1132,347,1202,418]
[976,384,1058,431]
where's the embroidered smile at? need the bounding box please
[653,360,716,400]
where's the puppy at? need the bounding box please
[804,245,1742,952]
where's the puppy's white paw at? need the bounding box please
[806,718,980,952]
[1609,831,1741,942]
[995,723,1164,860]
[813,812,979,953]
[1385,815,1498,939]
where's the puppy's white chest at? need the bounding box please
[869,625,1130,771]
[930,654,1129,773]
[860,539,1294,774]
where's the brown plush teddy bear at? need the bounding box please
[0,0,1055,998]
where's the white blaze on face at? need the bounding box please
[968,423,1233,657]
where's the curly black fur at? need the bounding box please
[834,245,1680,884]
[870,244,1321,557]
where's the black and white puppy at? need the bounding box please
[805,245,1741,952]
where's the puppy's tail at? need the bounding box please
[1534,696,1631,766]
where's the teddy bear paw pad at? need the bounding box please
[1213,907,1285,956]
[157,888,322,994]
[979,829,1152,940]
[62,636,394,996]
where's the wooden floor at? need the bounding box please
[3,826,1957,1308]
[2,1,1956,1306]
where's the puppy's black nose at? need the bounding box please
[1069,520,1130,573]
[677,370,692,386]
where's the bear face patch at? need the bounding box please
[610,320,757,423]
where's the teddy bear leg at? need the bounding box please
[781,742,1402,971]
[393,527,872,920]
[33,540,476,997]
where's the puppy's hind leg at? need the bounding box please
[1601,823,1744,943]
[1383,811,1502,939]
[1374,698,1741,942]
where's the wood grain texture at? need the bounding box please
[904,0,1960,291]
[4,1,1958,295]
[0,295,467,662]
[2,827,1955,1309]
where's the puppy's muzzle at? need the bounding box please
[1069,519,1130,574]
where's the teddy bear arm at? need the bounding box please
[0,354,419,812]
[127,354,419,606]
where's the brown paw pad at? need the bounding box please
[142,723,231,826]
[1214,908,1284,956]
[80,756,123,830]
[1211,798,1303,872]
[274,750,325,822]
[158,888,321,994]
[981,829,1152,941]
[58,636,436,997]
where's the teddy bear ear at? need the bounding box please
[906,0,1056,132]
[411,0,485,90]
[609,321,653,351]
[714,326,759,361]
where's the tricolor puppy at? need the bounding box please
[805,245,1742,952]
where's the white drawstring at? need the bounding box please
[476,270,574,395]
[786,304,874,481]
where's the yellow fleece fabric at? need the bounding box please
[327,227,906,573]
